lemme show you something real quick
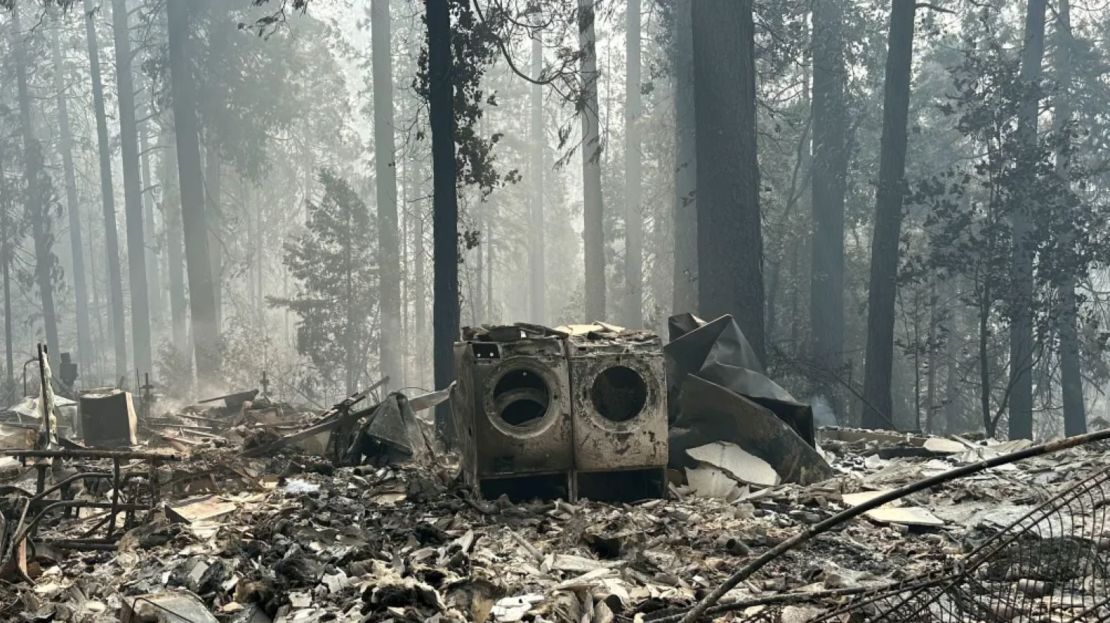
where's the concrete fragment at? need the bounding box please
[841,490,892,507]
[922,438,968,455]
[166,495,237,524]
[781,605,824,623]
[841,489,944,527]
[953,438,1035,462]
[120,590,217,623]
[864,506,945,528]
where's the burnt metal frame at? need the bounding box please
[659,430,1110,623]
[811,465,1110,622]
[1,448,179,551]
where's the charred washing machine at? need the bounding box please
[453,325,575,500]
[565,324,668,501]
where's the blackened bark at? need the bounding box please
[371,0,403,390]
[810,0,848,389]
[427,0,460,439]
[861,0,916,429]
[529,29,545,324]
[691,0,764,360]
[111,0,153,376]
[1008,0,1047,440]
[671,0,696,314]
[1053,0,1085,437]
[579,0,606,321]
[942,283,964,434]
[473,197,484,322]
[167,0,222,386]
[11,0,61,363]
[51,14,93,373]
[623,0,642,327]
[83,0,128,380]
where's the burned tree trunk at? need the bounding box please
[167,0,222,386]
[140,112,164,334]
[0,145,14,397]
[10,0,61,362]
[529,28,545,324]
[810,0,848,393]
[861,0,916,429]
[692,0,765,360]
[111,0,153,376]
[83,0,128,380]
[623,0,643,327]
[925,282,939,434]
[204,144,223,332]
[579,0,606,321]
[51,14,93,373]
[344,200,357,395]
[671,0,697,315]
[1008,0,1047,440]
[371,0,403,390]
[413,185,427,389]
[427,0,460,439]
[1053,0,1085,437]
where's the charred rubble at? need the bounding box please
[1,317,1109,622]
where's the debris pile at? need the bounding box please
[1,318,1108,622]
[2,418,1108,621]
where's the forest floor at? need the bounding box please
[1,397,1109,622]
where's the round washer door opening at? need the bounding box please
[493,368,551,427]
[590,365,648,422]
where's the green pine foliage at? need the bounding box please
[270,169,377,394]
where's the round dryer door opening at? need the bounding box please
[489,364,557,435]
[590,365,648,422]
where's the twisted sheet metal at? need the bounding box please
[811,465,1110,622]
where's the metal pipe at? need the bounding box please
[11,499,147,547]
[31,471,111,500]
[1,449,180,461]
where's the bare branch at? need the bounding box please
[916,2,956,14]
